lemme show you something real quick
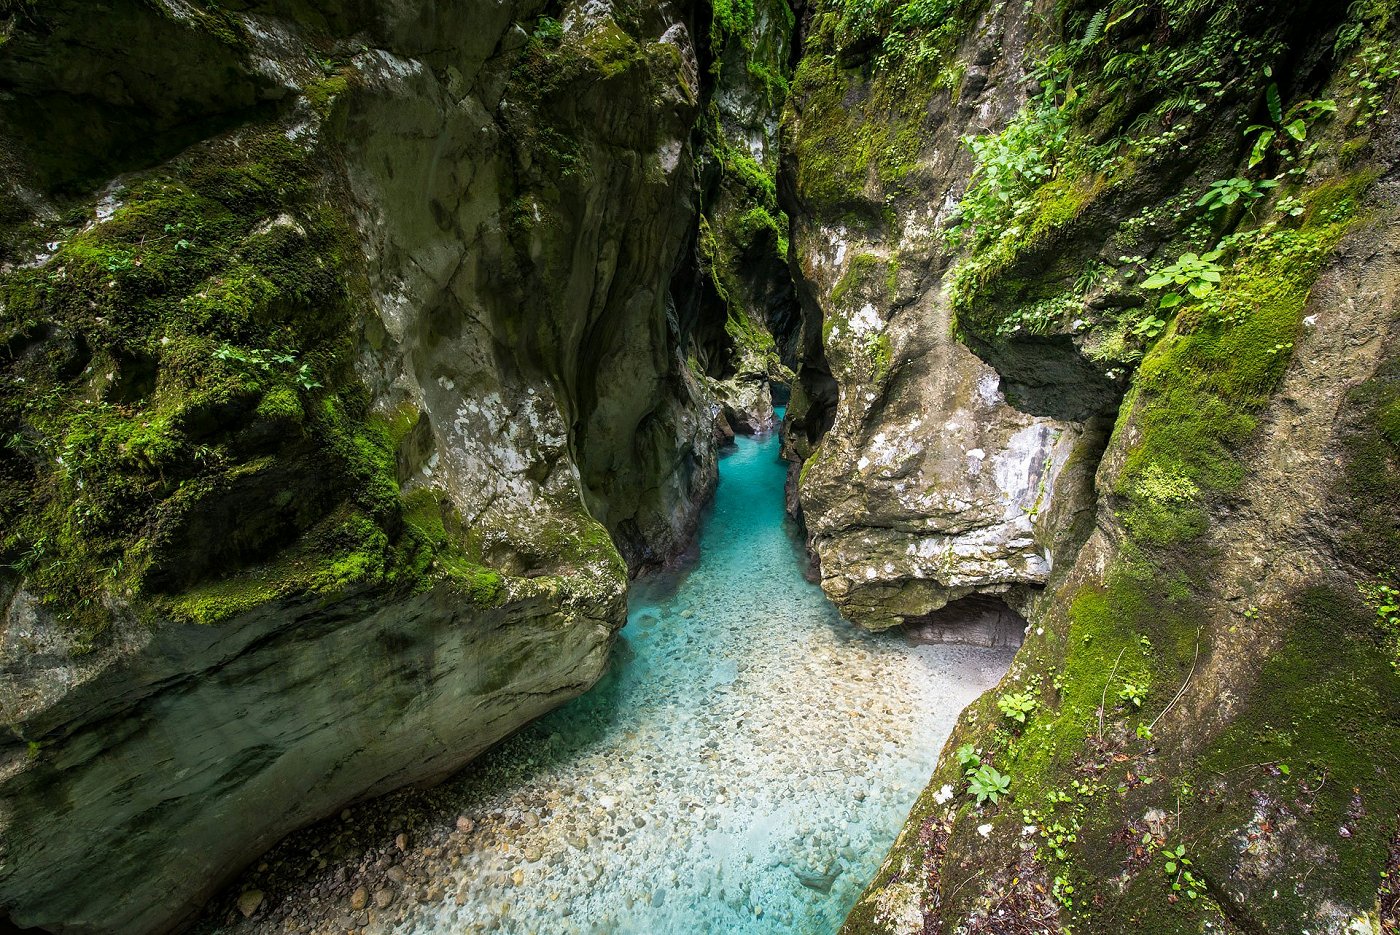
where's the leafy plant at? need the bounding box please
[1118,678,1149,708]
[1141,250,1224,309]
[1247,80,1337,167]
[997,691,1038,724]
[968,764,1011,805]
[1196,177,1278,213]
[213,346,321,391]
[955,743,982,775]
[1131,312,1168,339]
[533,15,564,42]
[1052,873,1076,909]
[1161,843,1206,901]
[1359,580,1400,670]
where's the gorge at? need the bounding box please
[2,1,1398,934]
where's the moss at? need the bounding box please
[0,115,455,640]
[1115,181,1369,546]
[829,252,884,309]
[303,73,349,117]
[949,173,1105,339]
[784,0,986,215]
[1339,355,1400,562]
[868,332,892,380]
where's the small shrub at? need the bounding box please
[1141,250,1224,309]
[968,764,1011,805]
[997,691,1038,724]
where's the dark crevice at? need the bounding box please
[901,594,1027,649]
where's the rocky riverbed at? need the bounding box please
[195,426,1014,935]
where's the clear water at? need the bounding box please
[387,417,1016,935]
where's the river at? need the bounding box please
[203,417,1013,935]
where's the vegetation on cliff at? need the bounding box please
[784,1,1400,932]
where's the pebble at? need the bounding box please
[456,816,475,835]
[236,891,263,919]
[372,889,394,910]
[349,888,368,911]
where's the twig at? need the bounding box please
[1099,647,1126,742]
[1149,627,1202,732]
[1301,770,1328,797]
[947,867,988,901]
[1215,760,1277,777]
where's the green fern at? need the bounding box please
[1080,8,1108,48]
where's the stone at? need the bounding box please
[236,890,263,918]
[372,889,394,910]
[349,888,369,912]
[455,816,475,835]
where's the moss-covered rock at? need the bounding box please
[0,0,718,931]
[818,2,1400,932]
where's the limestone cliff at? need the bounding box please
[779,0,1400,932]
[0,1,719,932]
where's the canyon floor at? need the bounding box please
[195,420,1014,935]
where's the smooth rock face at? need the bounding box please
[784,2,1104,631]
[0,1,714,932]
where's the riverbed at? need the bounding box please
[200,421,1013,935]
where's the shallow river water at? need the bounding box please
[209,420,1014,935]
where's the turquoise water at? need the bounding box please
[390,418,1015,934]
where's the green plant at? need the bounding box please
[1161,843,1206,901]
[533,16,563,42]
[968,764,1011,805]
[997,691,1038,724]
[1359,580,1400,669]
[1247,80,1337,167]
[1141,250,1224,309]
[1347,40,1400,125]
[212,346,321,391]
[955,743,982,775]
[1131,312,1168,339]
[1118,678,1148,708]
[1052,873,1076,909]
[1196,177,1278,213]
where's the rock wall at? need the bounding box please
[690,0,801,436]
[778,0,1400,931]
[781,0,1109,631]
[0,1,719,932]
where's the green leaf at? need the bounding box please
[1249,129,1275,168]
[1159,292,1185,309]
[1266,82,1283,125]
[1165,861,1177,873]
[1284,119,1307,141]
